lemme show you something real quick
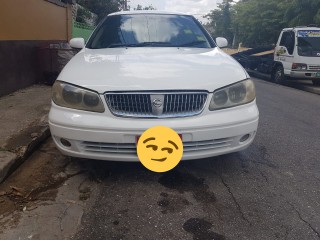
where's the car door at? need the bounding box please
[275,31,295,75]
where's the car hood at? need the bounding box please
[58,47,248,93]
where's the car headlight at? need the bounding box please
[209,79,256,111]
[292,63,307,71]
[52,81,105,113]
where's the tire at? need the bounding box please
[272,65,288,85]
[312,80,320,86]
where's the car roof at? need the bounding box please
[108,10,192,17]
[282,27,320,31]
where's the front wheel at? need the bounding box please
[312,80,320,86]
[272,65,288,85]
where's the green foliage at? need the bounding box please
[76,7,92,24]
[206,0,320,47]
[72,21,95,41]
[234,0,288,47]
[77,0,121,23]
[285,0,320,26]
[315,10,320,25]
[205,0,234,45]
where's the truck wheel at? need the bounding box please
[273,65,288,85]
[312,80,320,86]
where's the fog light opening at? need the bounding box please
[60,138,71,147]
[240,134,250,143]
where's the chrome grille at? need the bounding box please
[183,138,233,152]
[105,92,208,118]
[81,141,136,154]
[80,137,233,155]
[308,65,320,71]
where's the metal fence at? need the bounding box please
[72,21,95,41]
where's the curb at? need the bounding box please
[291,84,320,95]
[0,125,50,183]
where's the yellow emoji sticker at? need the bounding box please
[137,126,183,173]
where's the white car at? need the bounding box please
[49,11,259,161]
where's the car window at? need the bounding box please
[279,31,295,55]
[297,30,320,57]
[87,14,213,49]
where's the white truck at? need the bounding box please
[234,26,320,85]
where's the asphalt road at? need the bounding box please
[247,70,320,95]
[288,80,320,95]
[1,78,320,240]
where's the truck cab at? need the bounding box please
[273,26,320,85]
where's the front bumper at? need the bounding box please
[289,70,320,80]
[49,100,259,161]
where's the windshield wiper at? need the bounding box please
[108,42,171,48]
[180,40,207,47]
[134,42,172,47]
[107,43,134,48]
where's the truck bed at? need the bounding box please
[231,46,274,75]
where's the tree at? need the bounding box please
[205,0,234,46]
[233,0,288,47]
[76,7,92,24]
[285,0,320,26]
[133,4,156,10]
[206,0,320,47]
[315,10,320,25]
[77,0,121,23]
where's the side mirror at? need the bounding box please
[276,46,287,56]
[69,38,85,49]
[216,37,228,48]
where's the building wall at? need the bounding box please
[0,0,73,97]
[0,0,72,41]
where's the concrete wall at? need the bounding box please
[0,40,59,96]
[0,0,73,97]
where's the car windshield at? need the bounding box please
[297,30,320,57]
[87,14,213,49]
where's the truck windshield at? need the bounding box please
[297,30,320,57]
[87,14,213,49]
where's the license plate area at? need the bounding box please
[136,134,183,144]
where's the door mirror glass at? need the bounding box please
[216,37,228,48]
[70,38,85,49]
[276,46,288,56]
